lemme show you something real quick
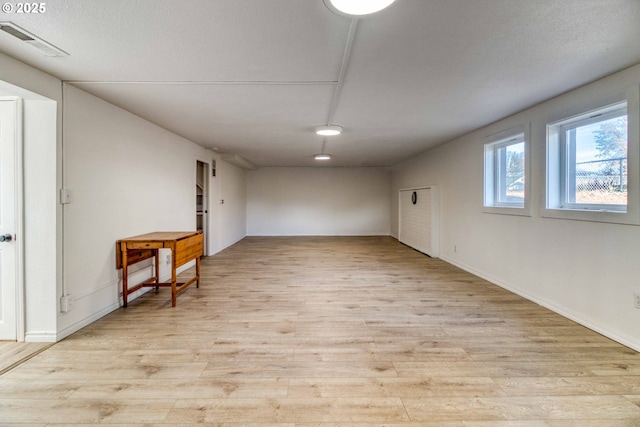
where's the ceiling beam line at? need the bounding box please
[63,80,338,86]
[325,18,359,126]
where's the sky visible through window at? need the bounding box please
[576,122,600,162]
[575,117,627,162]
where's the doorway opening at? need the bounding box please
[196,160,209,255]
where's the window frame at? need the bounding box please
[483,124,531,216]
[543,85,640,225]
[558,103,627,212]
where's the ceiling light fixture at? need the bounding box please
[315,125,343,136]
[314,154,332,161]
[324,0,396,16]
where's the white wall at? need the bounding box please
[22,98,58,341]
[391,63,640,351]
[247,167,390,236]
[218,160,247,248]
[59,84,247,339]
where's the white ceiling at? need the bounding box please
[1,0,640,167]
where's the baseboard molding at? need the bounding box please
[24,331,57,343]
[55,301,121,342]
[439,254,640,352]
[218,235,246,252]
[246,233,392,237]
[54,268,200,342]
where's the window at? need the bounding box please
[547,102,627,213]
[484,132,527,210]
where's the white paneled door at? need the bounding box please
[0,100,18,340]
[399,187,439,258]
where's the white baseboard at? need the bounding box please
[54,269,182,342]
[25,331,57,342]
[55,301,121,342]
[246,233,391,237]
[217,235,246,253]
[439,254,640,352]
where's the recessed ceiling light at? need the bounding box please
[324,0,396,16]
[315,125,343,136]
[314,154,332,161]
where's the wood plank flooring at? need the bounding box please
[0,342,52,375]
[1,236,639,425]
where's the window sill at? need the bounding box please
[540,207,639,225]
[483,205,531,217]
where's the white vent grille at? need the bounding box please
[221,154,256,170]
[0,22,68,57]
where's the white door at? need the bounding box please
[399,187,439,258]
[0,100,18,340]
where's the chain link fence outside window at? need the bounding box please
[575,157,627,204]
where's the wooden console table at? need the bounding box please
[116,231,203,307]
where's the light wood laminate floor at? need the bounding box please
[1,236,639,425]
[0,342,52,375]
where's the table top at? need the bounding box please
[116,231,202,269]
[118,231,200,243]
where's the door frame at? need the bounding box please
[0,97,25,341]
[196,158,211,256]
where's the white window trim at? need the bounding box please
[483,123,531,216]
[542,85,640,225]
[558,103,626,212]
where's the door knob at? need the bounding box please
[0,234,12,242]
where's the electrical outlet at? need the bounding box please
[166,254,171,265]
[59,188,71,204]
[634,292,640,309]
[454,245,457,253]
[60,294,73,313]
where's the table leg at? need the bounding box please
[121,242,129,308]
[171,246,177,307]
[154,249,160,290]
[196,256,201,288]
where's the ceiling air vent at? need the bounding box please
[222,154,256,170]
[0,22,68,56]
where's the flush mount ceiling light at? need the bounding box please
[323,0,396,16]
[315,125,343,136]
[314,154,332,161]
